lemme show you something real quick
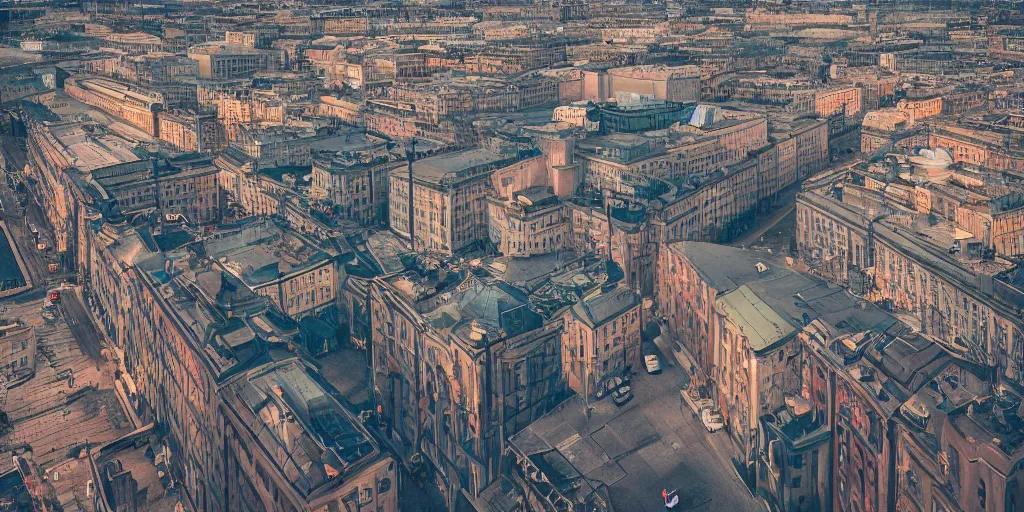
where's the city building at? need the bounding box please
[389,144,542,255]
[309,139,395,226]
[486,186,569,258]
[205,218,340,320]
[188,42,282,79]
[561,283,640,394]
[63,76,163,136]
[369,266,565,509]
[0,319,34,386]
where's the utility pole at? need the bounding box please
[406,138,417,253]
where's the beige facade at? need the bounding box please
[224,31,256,48]
[188,42,281,79]
[815,86,862,118]
[796,191,873,286]
[562,284,641,394]
[310,149,394,226]
[158,111,221,153]
[210,220,338,319]
[64,76,163,136]
[487,187,569,258]
[606,65,702,103]
[389,147,538,255]
[370,272,565,509]
[898,96,943,121]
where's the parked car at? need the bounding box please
[612,385,633,406]
[701,408,725,432]
[596,376,624,399]
[681,391,715,420]
[644,354,661,374]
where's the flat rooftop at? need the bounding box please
[205,220,332,287]
[234,361,379,496]
[397,147,510,185]
[47,123,142,172]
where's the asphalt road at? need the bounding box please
[532,339,765,512]
[613,355,763,511]
[732,184,800,249]
[58,291,105,365]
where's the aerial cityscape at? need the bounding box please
[0,0,1022,511]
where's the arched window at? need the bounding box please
[979,479,987,510]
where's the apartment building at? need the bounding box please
[214,148,280,218]
[815,86,862,118]
[898,96,943,121]
[315,96,362,124]
[156,158,222,225]
[82,52,198,85]
[232,126,347,168]
[220,360,398,512]
[102,32,162,54]
[565,43,649,65]
[795,190,875,287]
[796,176,1024,388]
[680,115,769,166]
[369,269,565,509]
[842,67,897,111]
[486,186,569,257]
[655,242,899,481]
[64,76,163,136]
[575,133,673,194]
[389,146,540,255]
[188,42,281,79]
[465,45,566,75]
[930,125,1024,172]
[158,110,221,153]
[606,65,702,103]
[310,141,394,226]
[21,101,146,260]
[83,154,222,225]
[561,283,641,394]
[224,31,256,48]
[88,222,395,512]
[206,218,340,320]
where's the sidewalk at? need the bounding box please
[656,329,762,505]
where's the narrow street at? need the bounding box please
[732,184,800,249]
[58,291,105,365]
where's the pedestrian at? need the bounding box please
[663,489,679,510]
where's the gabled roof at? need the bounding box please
[716,284,798,353]
[570,284,638,329]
